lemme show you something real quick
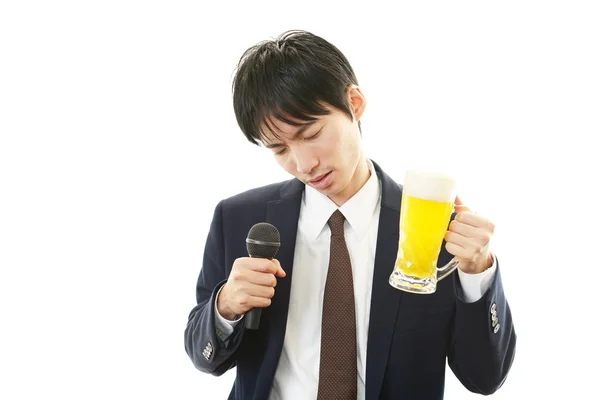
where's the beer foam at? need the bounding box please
[403,168,457,202]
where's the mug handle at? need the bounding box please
[437,257,460,281]
[437,203,461,281]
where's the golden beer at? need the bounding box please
[389,169,459,294]
[396,195,454,278]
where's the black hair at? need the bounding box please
[232,30,360,145]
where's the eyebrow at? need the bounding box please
[265,123,316,149]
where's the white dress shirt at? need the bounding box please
[215,161,497,400]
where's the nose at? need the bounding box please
[292,146,318,175]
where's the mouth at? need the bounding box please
[308,171,332,189]
[309,172,329,183]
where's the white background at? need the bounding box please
[1,1,599,399]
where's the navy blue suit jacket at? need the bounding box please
[185,161,516,399]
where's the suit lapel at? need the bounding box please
[254,178,304,400]
[365,162,404,400]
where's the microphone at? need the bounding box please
[245,222,281,330]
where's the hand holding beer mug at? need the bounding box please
[389,168,460,294]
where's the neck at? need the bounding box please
[329,155,371,207]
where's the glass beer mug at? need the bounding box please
[389,168,460,294]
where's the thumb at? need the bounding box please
[272,259,286,278]
[454,195,471,213]
[275,267,286,278]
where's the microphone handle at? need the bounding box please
[245,308,261,330]
[244,254,267,330]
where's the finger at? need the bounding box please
[242,281,276,299]
[243,270,278,287]
[239,295,272,309]
[454,204,471,213]
[272,259,286,278]
[445,231,488,257]
[245,258,279,275]
[449,220,491,240]
[456,212,495,231]
[445,241,471,260]
[445,231,472,249]
[455,195,464,206]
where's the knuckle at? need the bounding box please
[259,259,272,272]
[239,295,250,306]
[268,260,278,273]
[248,260,264,272]
[230,270,242,281]
[234,257,249,267]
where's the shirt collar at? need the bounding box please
[303,159,381,241]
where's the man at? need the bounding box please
[185,30,516,399]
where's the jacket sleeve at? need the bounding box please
[447,260,517,394]
[184,200,245,375]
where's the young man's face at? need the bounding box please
[260,87,369,206]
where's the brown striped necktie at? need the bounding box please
[317,210,357,399]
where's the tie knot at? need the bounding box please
[327,210,346,236]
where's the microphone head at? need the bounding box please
[246,222,281,259]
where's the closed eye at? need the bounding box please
[304,127,323,140]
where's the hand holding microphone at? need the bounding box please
[216,223,284,329]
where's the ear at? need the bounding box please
[347,85,366,121]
